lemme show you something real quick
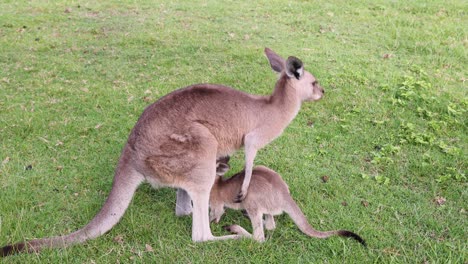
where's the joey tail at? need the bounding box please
[1,160,144,257]
[284,196,366,246]
[337,230,367,246]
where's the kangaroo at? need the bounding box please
[210,163,366,245]
[0,48,324,257]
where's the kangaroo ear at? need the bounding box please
[265,48,285,73]
[285,56,304,80]
[216,163,230,176]
[216,156,230,165]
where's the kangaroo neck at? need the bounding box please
[267,75,301,122]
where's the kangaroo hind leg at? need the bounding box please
[264,214,276,230]
[247,209,266,242]
[175,189,192,216]
[185,164,244,242]
[179,123,244,241]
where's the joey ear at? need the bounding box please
[285,56,304,80]
[265,48,285,73]
[217,156,230,165]
[216,163,230,176]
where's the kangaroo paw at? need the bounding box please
[234,191,246,203]
[223,225,251,238]
[223,225,235,233]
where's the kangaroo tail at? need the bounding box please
[336,230,367,246]
[285,196,366,246]
[1,161,144,257]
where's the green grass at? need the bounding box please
[0,0,466,263]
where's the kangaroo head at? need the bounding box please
[215,157,230,182]
[265,48,324,102]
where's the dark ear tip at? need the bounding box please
[217,156,230,164]
[216,162,230,176]
[286,56,304,79]
[287,56,303,68]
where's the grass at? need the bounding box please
[0,0,466,263]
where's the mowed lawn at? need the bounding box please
[0,0,466,263]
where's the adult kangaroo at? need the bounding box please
[1,48,324,256]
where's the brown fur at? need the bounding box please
[1,48,324,257]
[210,165,366,245]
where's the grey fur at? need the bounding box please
[210,165,365,245]
[1,48,324,256]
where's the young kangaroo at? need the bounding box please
[1,48,324,257]
[210,163,366,245]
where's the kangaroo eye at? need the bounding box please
[312,81,318,86]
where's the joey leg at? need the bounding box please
[249,211,266,242]
[223,225,252,238]
[241,209,250,219]
[209,205,225,223]
[264,214,276,230]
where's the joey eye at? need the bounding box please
[312,81,318,86]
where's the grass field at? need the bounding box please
[0,0,466,263]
